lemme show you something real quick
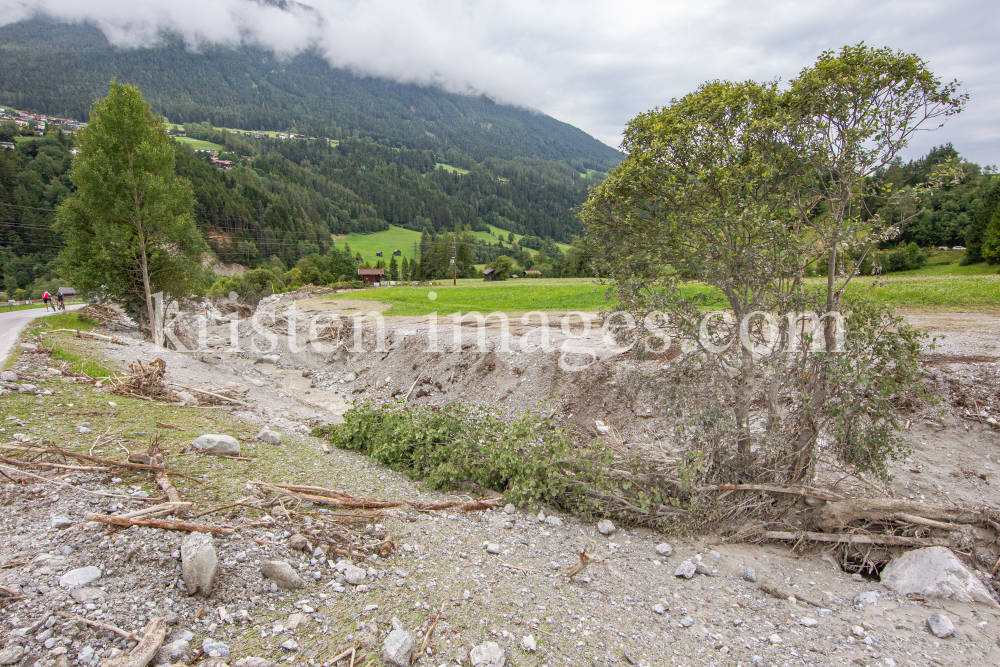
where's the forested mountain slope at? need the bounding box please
[0,17,621,172]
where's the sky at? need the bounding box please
[2,0,998,165]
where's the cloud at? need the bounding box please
[2,0,998,164]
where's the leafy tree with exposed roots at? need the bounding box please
[582,44,965,485]
[57,80,206,339]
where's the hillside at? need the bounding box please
[0,16,621,173]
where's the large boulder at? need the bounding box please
[181,532,218,596]
[470,642,506,667]
[381,629,414,666]
[880,546,999,608]
[192,434,241,456]
[261,561,304,590]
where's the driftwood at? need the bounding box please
[415,602,447,664]
[0,454,107,473]
[697,484,844,502]
[814,499,984,533]
[55,611,138,641]
[758,583,826,609]
[115,503,193,520]
[166,382,252,407]
[83,512,233,535]
[0,443,164,472]
[39,329,128,345]
[763,530,947,547]
[100,616,165,667]
[252,481,499,512]
[0,463,137,499]
[155,469,182,505]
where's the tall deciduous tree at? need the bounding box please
[581,44,961,484]
[57,81,206,337]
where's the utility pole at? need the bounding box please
[451,237,457,286]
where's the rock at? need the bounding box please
[261,561,304,590]
[594,420,611,435]
[652,603,667,615]
[280,639,299,651]
[192,434,240,456]
[257,427,282,446]
[655,543,673,557]
[256,355,280,365]
[674,560,696,579]
[156,639,190,665]
[740,567,757,583]
[469,641,506,667]
[854,591,881,606]
[176,392,199,407]
[343,372,356,382]
[201,639,230,658]
[520,635,536,652]
[234,659,273,667]
[50,515,73,529]
[288,534,310,551]
[59,566,101,589]
[709,550,721,560]
[181,532,218,596]
[77,646,96,666]
[503,504,516,515]
[78,426,92,434]
[851,625,866,637]
[694,561,711,576]
[0,371,18,382]
[596,520,615,535]
[485,543,501,555]
[680,615,694,628]
[381,629,415,667]
[20,343,36,352]
[768,634,782,645]
[799,617,819,627]
[880,546,999,607]
[926,613,955,638]
[69,587,105,603]
[344,564,366,585]
[0,646,24,666]
[545,515,564,527]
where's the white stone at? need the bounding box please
[181,532,218,596]
[485,543,501,555]
[59,566,101,590]
[594,420,611,435]
[469,641,506,667]
[674,560,696,579]
[768,634,783,644]
[344,564,366,585]
[655,543,673,557]
[50,515,73,530]
[381,629,414,667]
[854,591,881,606]
[261,561,304,590]
[926,613,955,638]
[597,520,615,535]
[257,427,282,446]
[799,617,819,627]
[545,515,563,527]
[192,434,240,456]
[520,635,536,652]
[0,371,18,382]
[741,566,757,582]
[880,546,999,608]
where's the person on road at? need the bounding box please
[56,292,65,310]
[42,291,52,311]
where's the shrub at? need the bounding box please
[876,242,928,273]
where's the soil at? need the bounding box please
[2,294,999,667]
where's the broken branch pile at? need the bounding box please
[250,481,499,512]
[110,359,174,401]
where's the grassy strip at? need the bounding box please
[844,275,1000,309]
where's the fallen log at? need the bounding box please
[763,530,947,547]
[167,382,252,407]
[697,484,843,502]
[115,503,193,520]
[758,583,826,609]
[155,469,182,505]
[253,481,499,511]
[814,499,985,533]
[0,444,163,472]
[100,617,165,667]
[39,329,128,345]
[83,512,233,535]
[0,455,107,473]
[55,611,138,641]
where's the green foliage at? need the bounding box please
[488,255,514,280]
[876,242,928,273]
[319,402,612,511]
[56,81,206,324]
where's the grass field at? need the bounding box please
[888,249,1000,276]
[334,225,424,262]
[471,225,573,255]
[435,163,469,174]
[320,271,1000,317]
[173,137,225,151]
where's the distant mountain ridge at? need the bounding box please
[0,16,621,172]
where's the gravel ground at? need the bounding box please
[2,301,1000,667]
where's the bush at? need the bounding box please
[876,242,928,273]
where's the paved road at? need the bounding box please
[0,305,82,366]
